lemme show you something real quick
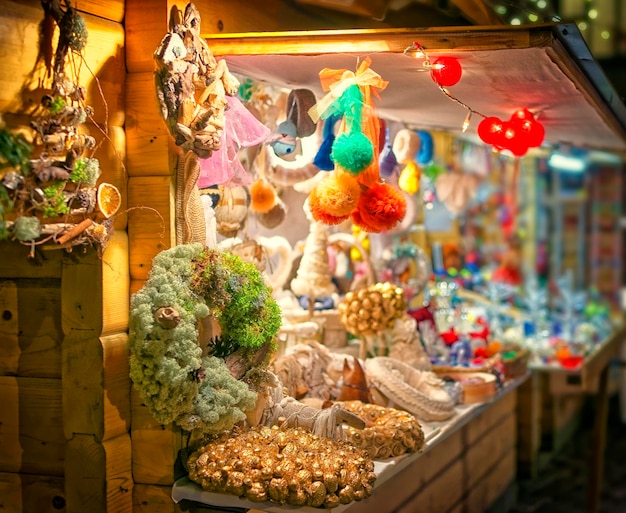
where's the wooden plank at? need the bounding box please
[65,433,133,513]
[346,427,464,513]
[63,333,130,442]
[131,389,181,485]
[464,389,516,446]
[126,72,172,178]
[204,25,538,57]
[15,278,63,378]
[133,484,183,513]
[76,0,125,23]
[465,413,516,490]
[516,374,542,479]
[0,376,65,476]
[465,448,516,513]
[102,230,130,336]
[0,471,66,513]
[131,279,147,296]
[0,242,64,279]
[0,281,19,376]
[396,451,465,513]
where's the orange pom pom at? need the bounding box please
[250,178,277,213]
[356,182,407,232]
[309,188,350,225]
[350,208,381,233]
[314,171,361,217]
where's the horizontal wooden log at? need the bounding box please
[102,230,130,336]
[63,332,130,442]
[65,433,133,513]
[128,176,175,281]
[0,2,124,127]
[133,484,184,513]
[0,376,65,476]
[15,277,63,378]
[61,247,103,335]
[0,242,64,279]
[126,72,172,178]
[0,471,66,513]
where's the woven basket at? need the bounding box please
[501,345,530,380]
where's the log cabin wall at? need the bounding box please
[0,1,129,512]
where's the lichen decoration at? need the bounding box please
[129,243,282,435]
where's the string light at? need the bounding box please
[402,41,546,158]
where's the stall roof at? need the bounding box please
[205,23,626,153]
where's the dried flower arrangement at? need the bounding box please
[129,243,282,435]
[0,0,120,255]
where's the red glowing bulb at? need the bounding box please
[430,57,462,87]
[500,121,529,157]
[477,116,504,145]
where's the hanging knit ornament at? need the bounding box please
[398,160,421,195]
[311,171,361,218]
[313,113,341,171]
[330,84,373,175]
[352,182,407,233]
[249,177,277,214]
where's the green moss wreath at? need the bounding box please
[129,243,282,435]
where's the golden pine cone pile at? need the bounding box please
[339,400,425,459]
[338,282,407,336]
[187,425,377,509]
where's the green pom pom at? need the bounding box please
[14,216,41,241]
[331,131,373,174]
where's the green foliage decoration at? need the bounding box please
[129,243,282,435]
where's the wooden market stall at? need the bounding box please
[1,1,626,513]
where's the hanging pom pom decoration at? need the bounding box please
[308,187,350,225]
[311,171,362,217]
[330,84,373,174]
[249,177,277,213]
[352,182,407,233]
[430,57,462,87]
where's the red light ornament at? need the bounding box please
[478,109,545,157]
[430,57,462,87]
[477,116,504,145]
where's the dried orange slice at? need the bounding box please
[96,182,121,218]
